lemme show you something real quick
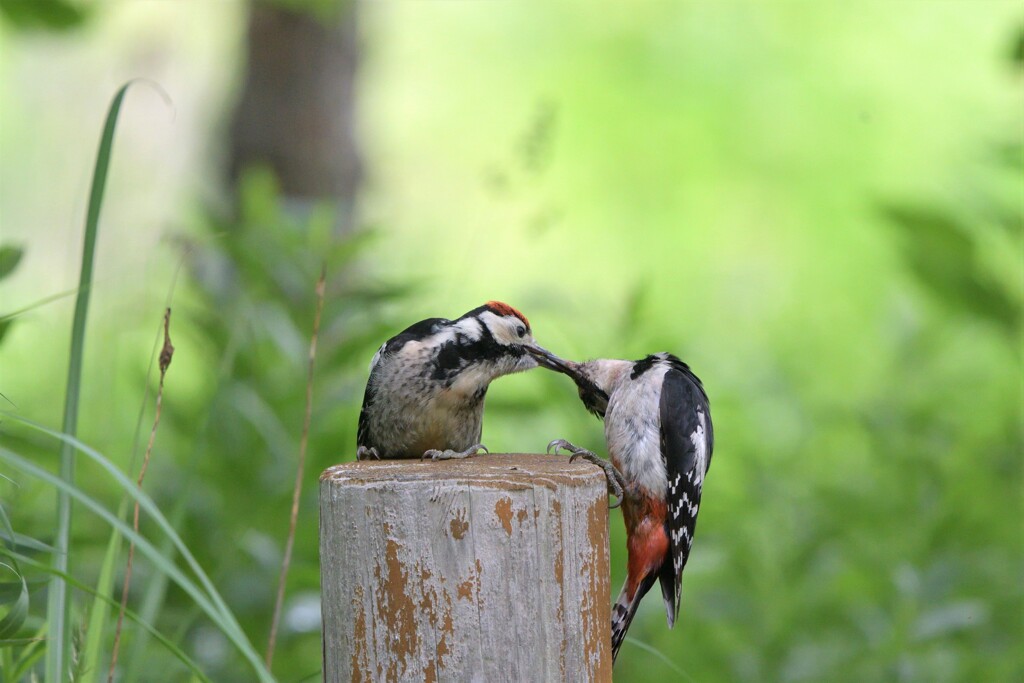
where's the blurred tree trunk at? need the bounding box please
[228,1,362,232]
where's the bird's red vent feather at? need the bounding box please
[485,301,530,329]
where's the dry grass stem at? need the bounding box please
[108,307,174,682]
[265,267,326,670]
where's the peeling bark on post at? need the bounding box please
[319,454,613,682]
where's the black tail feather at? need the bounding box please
[658,558,679,628]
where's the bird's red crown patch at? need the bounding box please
[485,301,530,329]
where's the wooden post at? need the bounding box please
[320,454,613,682]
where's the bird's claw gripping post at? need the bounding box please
[422,443,489,461]
[546,439,576,456]
[547,439,626,509]
[356,446,380,461]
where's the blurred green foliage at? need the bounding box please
[0,245,24,345]
[0,0,87,31]
[0,2,1020,682]
[123,169,407,680]
[884,202,1017,335]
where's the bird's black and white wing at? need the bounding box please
[375,317,451,365]
[659,359,713,622]
[356,385,374,448]
[357,317,450,449]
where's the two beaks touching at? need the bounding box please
[356,301,715,664]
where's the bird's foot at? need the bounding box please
[547,439,586,456]
[422,443,489,461]
[356,446,380,461]
[547,439,626,509]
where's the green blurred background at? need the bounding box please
[1,1,1021,681]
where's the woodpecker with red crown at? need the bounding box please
[357,301,548,461]
[529,348,714,662]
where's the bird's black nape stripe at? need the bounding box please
[630,354,659,380]
[476,316,494,344]
[630,352,711,406]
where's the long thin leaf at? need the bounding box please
[0,504,29,644]
[0,531,54,555]
[48,81,133,683]
[2,622,46,683]
[80,498,127,683]
[0,504,31,556]
[0,562,27,641]
[0,431,275,682]
[0,446,271,681]
[0,286,81,323]
[0,579,45,601]
[123,530,176,680]
[1,637,44,647]
[4,418,240,628]
[9,551,212,683]
[621,636,693,680]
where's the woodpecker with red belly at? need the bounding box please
[529,349,714,662]
[357,301,547,460]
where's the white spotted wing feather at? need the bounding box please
[659,360,714,624]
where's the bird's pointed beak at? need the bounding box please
[526,346,609,418]
[525,345,577,374]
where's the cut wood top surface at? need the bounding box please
[320,453,606,487]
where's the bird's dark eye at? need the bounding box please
[516,325,526,338]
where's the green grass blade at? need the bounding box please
[0,432,276,682]
[9,551,212,683]
[621,636,693,680]
[0,562,28,641]
[48,81,133,683]
[80,498,128,683]
[5,622,46,683]
[0,286,80,323]
[7,418,243,629]
[0,531,54,555]
[0,504,26,556]
[0,446,272,682]
[122,509,178,680]
[0,505,29,644]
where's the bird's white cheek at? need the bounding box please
[489,325,513,346]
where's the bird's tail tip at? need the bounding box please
[610,599,633,662]
[611,579,649,662]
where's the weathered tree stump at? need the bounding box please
[320,454,612,682]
